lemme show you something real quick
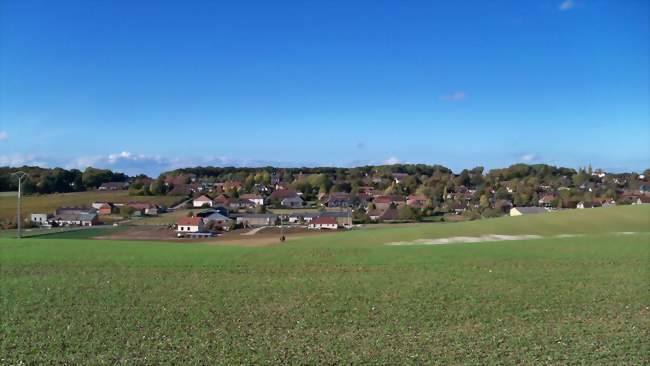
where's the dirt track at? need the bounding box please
[93,225,341,247]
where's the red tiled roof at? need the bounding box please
[311,217,337,225]
[178,217,202,226]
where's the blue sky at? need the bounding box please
[1,0,648,176]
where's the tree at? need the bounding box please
[397,206,420,221]
[120,206,135,218]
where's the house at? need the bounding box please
[406,195,428,209]
[288,212,318,224]
[269,189,299,201]
[30,213,51,226]
[240,194,264,206]
[125,202,160,216]
[236,213,278,227]
[228,198,255,210]
[379,208,399,221]
[193,195,214,208]
[96,203,113,215]
[214,194,232,206]
[326,192,352,208]
[392,173,410,184]
[632,196,650,205]
[319,211,351,226]
[223,180,242,192]
[538,194,556,208]
[509,207,548,216]
[98,181,129,191]
[92,201,113,215]
[308,217,339,230]
[203,212,233,231]
[176,217,204,233]
[449,201,468,214]
[373,195,405,210]
[281,195,304,208]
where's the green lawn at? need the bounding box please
[1,206,649,364]
[0,191,183,223]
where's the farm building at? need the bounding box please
[203,212,233,231]
[509,207,548,216]
[308,217,339,230]
[52,211,99,226]
[236,213,278,227]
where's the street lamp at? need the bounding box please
[12,171,27,239]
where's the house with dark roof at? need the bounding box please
[52,210,99,226]
[326,192,352,208]
[281,195,304,208]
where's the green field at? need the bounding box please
[1,206,649,364]
[0,191,183,223]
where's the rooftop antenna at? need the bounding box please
[12,171,27,239]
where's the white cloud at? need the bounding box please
[0,154,51,167]
[383,157,401,165]
[521,153,539,162]
[440,91,466,101]
[559,0,576,11]
[0,131,8,140]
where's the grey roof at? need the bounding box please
[512,207,547,214]
[55,212,97,221]
[239,213,278,219]
[319,211,349,218]
[204,212,232,222]
[288,212,319,218]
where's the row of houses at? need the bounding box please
[175,209,352,237]
[30,201,164,228]
[31,207,100,228]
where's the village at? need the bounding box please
[24,165,650,240]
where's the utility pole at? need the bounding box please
[12,171,27,239]
[280,214,285,242]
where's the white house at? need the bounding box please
[176,217,204,233]
[308,217,339,230]
[30,213,50,225]
[193,195,214,208]
[241,194,265,206]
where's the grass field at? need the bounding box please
[1,206,649,364]
[0,191,183,223]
